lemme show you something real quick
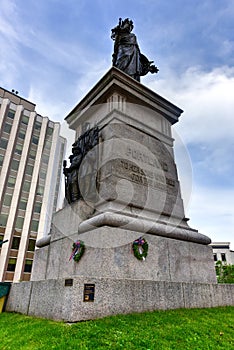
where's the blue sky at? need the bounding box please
[1,0,234,248]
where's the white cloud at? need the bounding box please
[148,66,234,144]
[27,86,70,122]
[147,66,234,249]
[186,185,234,249]
[0,0,19,41]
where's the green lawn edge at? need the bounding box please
[0,307,234,349]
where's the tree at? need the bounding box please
[215,261,234,283]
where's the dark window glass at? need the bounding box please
[3,123,12,133]
[22,181,30,192]
[21,115,29,125]
[25,165,33,176]
[32,136,39,145]
[47,127,53,136]
[18,131,26,140]
[40,171,46,180]
[36,185,44,196]
[29,149,36,159]
[15,217,24,230]
[42,155,49,164]
[15,144,23,155]
[11,236,21,250]
[221,253,226,262]
[34,203,41,213]
[0,138,8,149]
[0,214,8,227]
[27,239,36,252]
[24,259,33,273]
[7,177,16,188]
[0,154,4,166]
[213,254,217,262]
[3,194,12,207]
[7,110,15,119]
[31,220,39,232]
[11,159,19,171]
[19,199,27,210]
[34,121,41,130]
[7,258,16,271]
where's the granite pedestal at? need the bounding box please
[7,68,234,321]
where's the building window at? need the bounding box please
[34,203,42,213]
[3,194,12,207]
[15,217,24,230]
[42,154,49,164]
[0,138,8,149]
[25,165,33,176]
[29,149,36,160]
[0,154,4,166]
[18,198,27,210]
[7,258,17,272]
[24,259,33,273]
[18,131,26,140]
[27,239,36,252]
[32,136,39,145]
[7,110,15,119]
[3,123,12,133]
[7,177,16,188]
[213,254,217,262]
[36,185,44,196]
[22,181,31,192]
[11,236,21,250]
[44,140,52,151]
[0,214,8,227]
[15,144,23,155]
[31,220,39,232]
[11,159,19,171]
[47,127,53,136]
[221,253,226,262]
[21,115,29,125]
[34,121,41,130]
[40,171,47,180]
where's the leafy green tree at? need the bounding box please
[215,261,234,283]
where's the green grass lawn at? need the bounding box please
[0,307,233,349]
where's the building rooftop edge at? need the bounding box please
[0,86,36,108]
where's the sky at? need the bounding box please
[0,0,233,248]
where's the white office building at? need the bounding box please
[210,242,234,265]
[0,87,66,282]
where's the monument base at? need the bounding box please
[30,200,217,284]
[6,277,234,322]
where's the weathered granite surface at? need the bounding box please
[31,226,216,284]
[6,277,234,322]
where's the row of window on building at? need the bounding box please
[0,89,66,282]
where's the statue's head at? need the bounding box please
[111,18,134,40]
[121,18,134,32]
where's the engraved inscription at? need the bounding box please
[126,147,161,169]
[119,159,166,191]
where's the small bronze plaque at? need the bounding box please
[65,279,73,287]
[83,283,95,302]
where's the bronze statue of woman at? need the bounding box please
[111,18,158,82]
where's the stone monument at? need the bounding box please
[6,20,234,321]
